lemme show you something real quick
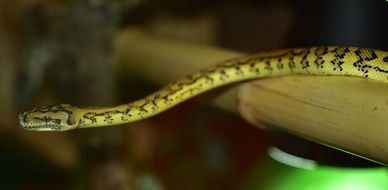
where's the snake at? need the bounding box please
[18,46,388,132]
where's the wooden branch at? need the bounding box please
[238,76,388,164]
[114,27,388,164]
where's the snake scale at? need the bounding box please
[19,46,388,132]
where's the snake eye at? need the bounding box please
[383,56,388,63]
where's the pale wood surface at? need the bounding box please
[114,27,244,113]
[114,28,388,164]
[238,76,388,164]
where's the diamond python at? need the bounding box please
[19,46,388,132]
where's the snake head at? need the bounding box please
[18,104,79,132]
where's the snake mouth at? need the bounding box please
[19,121,62,131]
[22,124,62,131]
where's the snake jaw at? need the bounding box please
[18,104,79,132]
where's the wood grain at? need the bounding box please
[238,75,388,164]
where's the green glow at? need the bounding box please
[243,147,388,190]
[274,166,388,190]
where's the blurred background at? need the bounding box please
[0,0,387,189]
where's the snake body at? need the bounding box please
[19,46,388,132]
